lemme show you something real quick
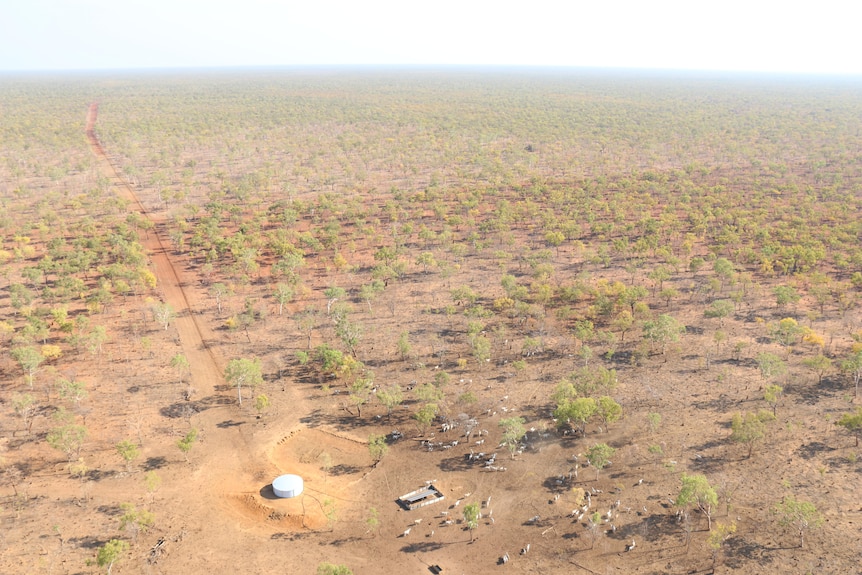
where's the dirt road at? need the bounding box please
[86,103,224,397]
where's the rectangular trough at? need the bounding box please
[398,485,445,510]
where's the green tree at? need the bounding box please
[800,353,831,384]
[596,396,623,431]
[773,286,800,308]
[224,357,264,405]
[396,331,411,360]
[273,283,293,316]
[840,350,862,397]
[730,411,773,458]
[169,354,190,384]
[151,302,175,330]
[365,507,380,536]
[499,416,526,458]
[11,346,43,387]
[254,393,271,417]
[707,522,737,570]
[586,443,615,480]
[773,495,823,548]
[756,352,786,380]
[368,433,388,463]
[119,502,154,541]
[463,502,480,541]
[642,314,685,355]
[414,403,438,434]
[770,317,802,350]
[375,384,403,419]
[317,563,352,575]
[144,470,162,503]
[46,423,87,462]
[554,397,596,435]
[209,282,230,314]
[177,427,198,463]
[676,473,718,530]
[12,393,37,435]
[96,539,129,574]
[704,299,734,326]
[116,439,140,473]
[763,384,783,417]
[57,377,87,407]
[586,511,602,548]
[836,408,862,446]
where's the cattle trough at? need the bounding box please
[398,484,445,510]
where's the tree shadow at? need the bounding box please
[796,441,834,460]
[724,536,778,568]
[327,536,363,547]
[400,541,448,553]
[438,455,479,473]
[143,456,168,470]
[216,419,244,428]
[68,535,111,550]
[159,395,232,419]
[329,464,360,476]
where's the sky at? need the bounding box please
[1,0,860,75]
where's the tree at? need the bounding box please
[840,350,862,397]
[46,423,87,462]
[463,502,480,541]
[317,564,352,575]
[209,282,230,315]
[396,331,411,360]
[586,443,615,480]
[119,502,154,542]
[116,439,140,472]
[763,384,783,417]
[11,346,43,387]
[802,353,832,384]
[712,257,735,288]
[414,403,438,434]
[499,417,526,458]
[96,539,129,574]
[416,251,437,274]
[365,507,380,536]
[151,302,175,330]
[12,393,37,435]
[254,393,271,417]
[642,314,685,355]
[774,495,823,548]
[375,384,403,419]
[169,354,190,384]
[704,299,734,326]
[57,378,87,407]
[756,352,786,380]
[586,511,602,549]
[707,521,737,570]
[554,397,596,435]
[836,408,862,446]
[272,283,293,316]
[368,433,388,463]
[676,473,718,530]
[596,396,622,431]
[773,286,800,308]
[771,317,802,350]
[224,358,264,405]
[177,428,198,463]
[730,411,773,458]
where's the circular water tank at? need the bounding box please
[272,474,304,498]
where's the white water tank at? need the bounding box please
[272,474,304,498]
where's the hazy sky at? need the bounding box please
[1,0,859,74]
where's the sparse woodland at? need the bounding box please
[1,70,862,574]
